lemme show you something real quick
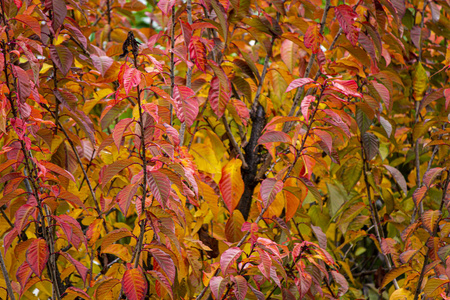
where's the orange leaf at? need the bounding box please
[219,158,244,212]
[122,268,148,300]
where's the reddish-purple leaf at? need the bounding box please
[64,23,88,48]
[113,118,134,151]
[444,89,450,110]
[304,23,323,53]
[16,261,32,290]
[232,275,248,300]
[180,19,192,47]
[331,270,349,297]
[54,214,87,250]
[147,170,171,207]
[331,80,362,98]
[173,86,198,127]
[26,238,49,278]
[220,247,242,275]
[147,270,173,299]
[51,0,67,31]
[14,204,35,232]
[100,159,137,189]
[189,36,207,72]
[210,276,229,299]
[148,248,176,284]
[92,55,114,77]
[157,0,176,15]
[256,248,272,279]
[371,81,391,110]
[286,78,315,93]
[384,165,408,195]
[13,65,31,103]
[123,68,142,95]
[260,178,283,208]
[314,130,333,154]
[117,183,139,215]
[60,252,89,284]
[335,5,359,46]
[258,131,292,144]
[209,75,231,118]
[249,284,265,300]
[40,161,75,182]
[301,95,315,122]
[311,225,327,249]
[49,44,73,76]
[3,228,19,254]
[423,167,444,188]
[122,268,148,300]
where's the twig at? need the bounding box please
[222,116,248,168]
[0,250,16,300]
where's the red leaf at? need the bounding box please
[180,19,192,47]
[232,275,248,300]
[331,80,362,98]
[3,228,19,253]
[148,248,176,284]
[286,78,315,93]
[51,0,67,31]
[210,276,229,300]
[54,214,87,250]
[60,252,89,284]
[229,99,250,126]
[256,248,272,279]
[113,118,134,151]
[16,261,32,290]
[258,131,292,144]
[219,159,244,212]
[260,178,283,208]
[65,287,90,300]
[220,247,242,275]
[13,65,31,103]
[122,268,148,300]
[301,95,315,122]
[209,76,231,118]
[14,204,35,232]
[91,55,114,77]
[384,165,408,195]
[304,23,323,54]
[147,270,173,298]
[189,36,207,72]
[49,45,73,76]
[117,183,139,215]
[14,14,41,37]
[123,68,142,95]
[26,238,49,277]
[40,161,75,182]
[173,86,198,127]
[147,170,171,207]
[100,159,137,189]
[335,5,359,45]
[445,89,450,110]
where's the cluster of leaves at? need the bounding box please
[0,0,450,299]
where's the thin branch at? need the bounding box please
[0,250,16,300]
[222,115,248,168]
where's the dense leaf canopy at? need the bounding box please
[0,0,450,299]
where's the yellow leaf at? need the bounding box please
[390,288,414,300]
[413,62,428,101]
[102,244,132,262]
[191,143,221,176]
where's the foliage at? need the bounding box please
[0,0,449,299]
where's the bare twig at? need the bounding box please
[222,116,248,168]
[0,250,16,300]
